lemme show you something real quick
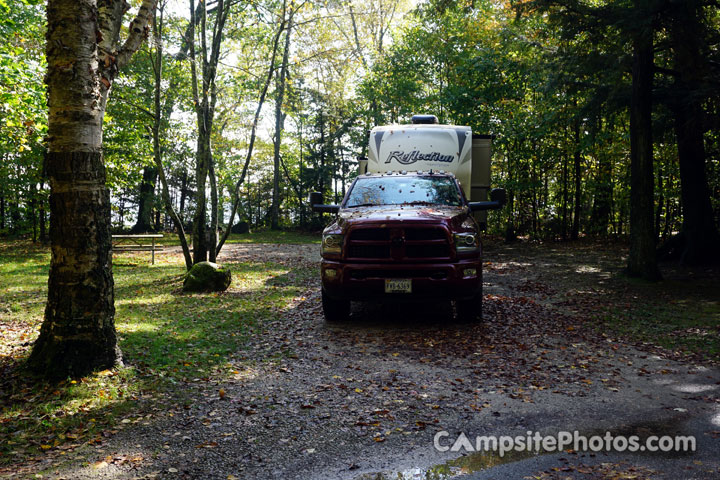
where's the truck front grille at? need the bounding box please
[349,269,448,280]
[349,229,390,241]
[346,226,450,261]
[348,245,391,258]
[406,244,450,258]
[405,228,446,241]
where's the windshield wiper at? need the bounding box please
[347,203,378,208]
[402,201,435,206]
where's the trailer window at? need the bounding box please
[346,176,462,207]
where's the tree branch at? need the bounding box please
[113,96,156,119]
[116,0,158,70]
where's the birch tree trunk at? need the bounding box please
[591,115,613,236]
[29,0,156,379]
[571,116,581,240]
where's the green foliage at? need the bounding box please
[352,0,719,241]
[103,11,194,230]
[3,0,715,241]
[0,1,47,236]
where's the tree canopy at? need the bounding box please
[2,0,718,270]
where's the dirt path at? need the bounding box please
[41,242,720,479]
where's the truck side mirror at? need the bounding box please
[309,191,340,215]
[469,188,507,212]
[490,188,507,207]
[308,192,324,206]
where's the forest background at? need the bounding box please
[1,0,719,271]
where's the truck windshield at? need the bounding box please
[345,176,462,208]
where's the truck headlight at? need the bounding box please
[322,233,343,255]
[454,232,479,253]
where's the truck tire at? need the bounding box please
[456,294,482,322]
[322,289,350,322]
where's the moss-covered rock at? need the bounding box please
[183,261,232,292]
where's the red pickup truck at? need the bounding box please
[310,170,505,322]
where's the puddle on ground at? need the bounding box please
[354,448,540,480]
[591,416,693,458]
[355,416,692,479]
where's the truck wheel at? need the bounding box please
[322,289,350,322]
[456,294,482,322]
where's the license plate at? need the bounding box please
[385,278,411,293]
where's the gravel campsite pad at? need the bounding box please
[9,241,720,479]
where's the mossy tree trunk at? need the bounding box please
[28,0,157,379]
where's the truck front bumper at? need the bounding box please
[320,259,482,302]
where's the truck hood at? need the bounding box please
[334,205,472,232]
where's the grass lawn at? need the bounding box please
[0,231,319,467]
[514,238,720,362]
[599,275,720,359]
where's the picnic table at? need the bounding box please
[112,234,164,264]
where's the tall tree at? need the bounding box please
[271,3,294,230]
[666,0,720,264]
[131,165,157,232]
[28,0,157,379]
[571,112,582,240]
[150,2,193,270]
[216,14,287,254]
[188,0,231,263]
[590,115,613,235]
[626,0,660,280]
